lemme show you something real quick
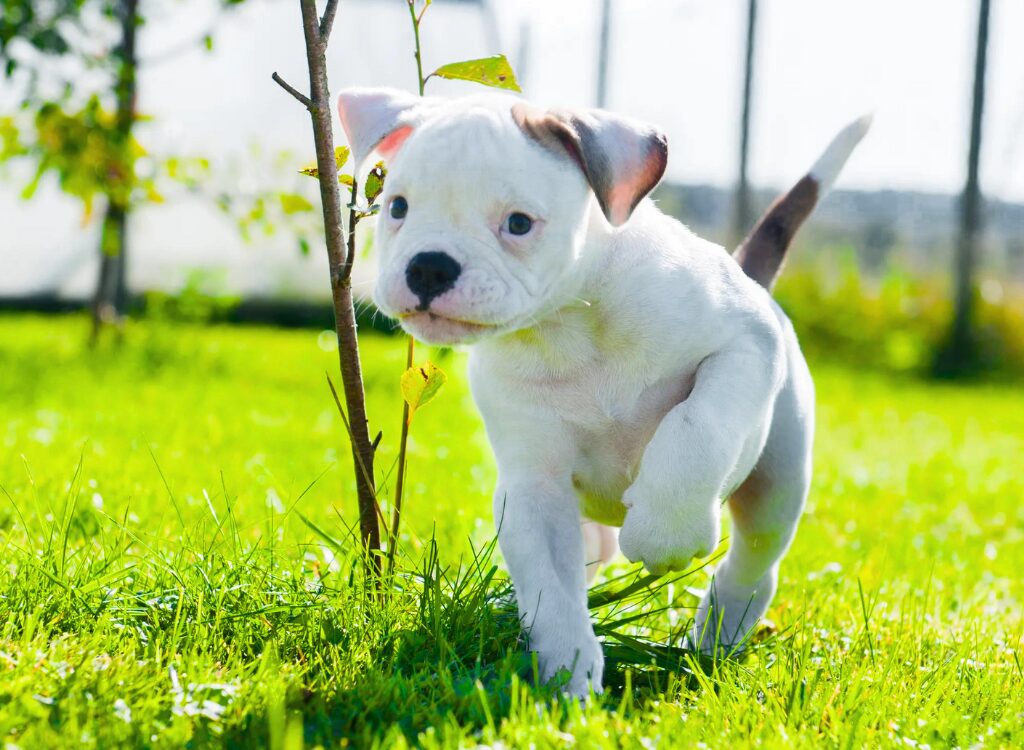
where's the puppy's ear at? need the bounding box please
[512,103,667,227]
[337,87,432,166]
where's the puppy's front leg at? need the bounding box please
[495,477,602,697]
[620,331,785,574]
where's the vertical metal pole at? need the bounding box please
[733,0,758,245]
[946,0,990,371]
[596,0,612,108]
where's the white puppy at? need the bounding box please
[337,88,869,697]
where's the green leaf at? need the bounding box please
[299,164,319,179]
[298,237,311,256]
[339,173,354,187]
[364,161,387,204]
[400,361,447,420]
[429,55,521,92]
[279,193,314,214]
[203,34,213,52]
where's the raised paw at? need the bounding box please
[618,490,720,575]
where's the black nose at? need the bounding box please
[405,251,462,310]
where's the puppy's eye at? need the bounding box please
[506,212,533,236]
[389,196,408,220]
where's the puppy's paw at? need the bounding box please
[534,630,604,699]
[618,490,720,575]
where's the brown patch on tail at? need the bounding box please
[733,175,819,291]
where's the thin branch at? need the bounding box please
[343,185,359,282]
[386,336,415,578]
[271,72,313,109]
[320,0,340,41]
[406,0,426,95]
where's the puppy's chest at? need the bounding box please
[539,362,694,517]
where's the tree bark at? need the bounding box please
[937,0,989,376]
[287,0,381,564]
[90,204,126,345]
[732,0,758,247]
[91,0,138,342]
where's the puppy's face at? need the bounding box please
[338,90,668,345]
[373,102,592,345]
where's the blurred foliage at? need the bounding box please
[1,0,246,82]
[0,0,89,78]
[776,249,1024,379]
[214,145,324,256]
[141,269,241,325]
[0,0,251,218]
[0,102,216,224]
[4,98,144,220]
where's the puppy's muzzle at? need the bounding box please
[406,251,462,311]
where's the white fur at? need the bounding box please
[809,113,872,192]
[339,90,862,697]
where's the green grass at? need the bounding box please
[0,313,1021,748]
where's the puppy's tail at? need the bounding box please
[733,114,872,291]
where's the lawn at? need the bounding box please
[0,313,1021,748]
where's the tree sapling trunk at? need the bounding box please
[273,0,381,569]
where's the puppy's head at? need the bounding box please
[338,88,667,345]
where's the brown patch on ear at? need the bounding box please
[733,175,819,290]
[512,103,668,227]
[511,104,586,171]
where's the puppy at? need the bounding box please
[337,88,869,696]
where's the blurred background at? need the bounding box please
[1,0,1022,376]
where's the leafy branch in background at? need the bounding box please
[0,0,249,344]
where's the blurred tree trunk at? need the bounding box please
[936,0,989,376]
[732,0,757,247]
[91,0,138,344]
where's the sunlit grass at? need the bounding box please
[0,313,1021,748]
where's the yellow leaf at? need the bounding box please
[400,361,447,420]
[279,193,314,214]
[299,147,349,180]
[339,173,354,186]
[429,55,522,92]
[334,145,350,170]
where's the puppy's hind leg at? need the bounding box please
[692,344,814,652]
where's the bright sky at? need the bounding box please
[2,0,1023,296]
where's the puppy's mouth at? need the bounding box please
[397,311,499,345]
